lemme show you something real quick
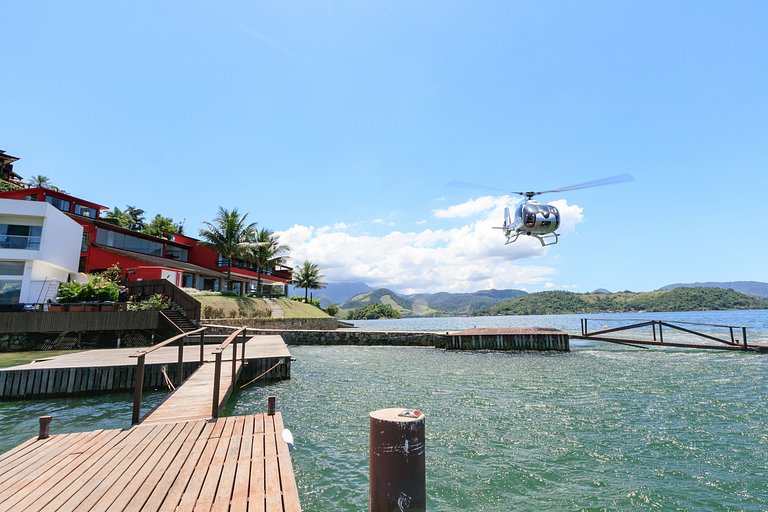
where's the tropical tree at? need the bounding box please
[144,214,185,237]
[124,205,146,231]
[199,206,257,291]
[103,206,131,228]
[29,175,52,188]
[250,228,290,295]
[292,261,326,303]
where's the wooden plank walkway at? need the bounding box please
[0,413,302,511]
[141,356,242,425]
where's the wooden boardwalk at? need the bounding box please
[0,335,292,399]
[141,357,242,425]
[0,413,301,511]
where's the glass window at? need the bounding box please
[74,204,97,218]
[0,261,25,275]
[0,224,42,249]
[45,195,71,212]
[24,194,37,201]
[81,232,89,252]
[165,245,188,262]
[0,280,22,304]
[94,228,162,256]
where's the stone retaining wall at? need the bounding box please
[251,329,447,348]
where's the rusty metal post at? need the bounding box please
[267,395,276,416]
[132,353,146,425]
[658,322,664,344]
[176,334,184,387]
[742,327,748,350]
[38,416,52,439]
[369,408,426,512]
[200,330,205,363]
[652,321,657,341]
[212,351,222,418]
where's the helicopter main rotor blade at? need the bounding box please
[533,173,634,196]
[447,180,510,194]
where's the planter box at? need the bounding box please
[66,304,85,312]
[48,305,66,312]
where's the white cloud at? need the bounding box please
[432,195,504,218]
[279,197,586,294]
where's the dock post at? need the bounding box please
[176,334,184,387]
[241,329,247,363]
[200,330,205,363]
[132,353,146,425]
[212,351,222,418]
[369,408,426,512]
[232,335,238,383]
[742,327,748,350]
[267,395,276,416]
[38,416,52,439]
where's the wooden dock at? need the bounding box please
[445,328,570,351]
[0,413,301,511]
[0,335,291,400]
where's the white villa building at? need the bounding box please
[0,198,83,306]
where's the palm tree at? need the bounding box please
[292,261,326,303]
[124,205,146,231]
[250,228,290,295]
[199,207,257,291]
[29,175,52,188]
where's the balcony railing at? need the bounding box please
[0,235,41,250]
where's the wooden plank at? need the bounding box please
[274,413,302,512]
[211,415,246,510]
[5,429,125,511]
[175,419,227,511]
[249,415,267,512]
[123,419,206,512]
[156,420,216,510]
[230,414,255,511]
[88,421,188,510]
[46,423,170,511]
[194,416,237,511]
[0,433,84,485]
[264,415,283,512]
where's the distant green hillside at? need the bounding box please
[481,287,768,316]
[339,288,528,317]
[340,289,417,316]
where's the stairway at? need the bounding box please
[162,310,198,332]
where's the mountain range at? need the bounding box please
[317,280,768,318]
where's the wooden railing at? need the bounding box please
[130,326,207,424]
[124,279,201,322]
[211,327,248,418]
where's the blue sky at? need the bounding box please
[3,1,767,294]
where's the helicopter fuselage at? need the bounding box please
[500,200,561,246]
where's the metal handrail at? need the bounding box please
[580,318,750,350]
[130,326,208,424]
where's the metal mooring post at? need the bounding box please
[369,408,426,512]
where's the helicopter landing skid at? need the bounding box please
[503,232,559,246]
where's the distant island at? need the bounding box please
[336,282,768,318]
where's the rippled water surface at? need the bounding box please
[230,343,768,511]
[2,311,767,511]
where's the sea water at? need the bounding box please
[1,311,767,510]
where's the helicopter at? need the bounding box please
[495,173,634,246]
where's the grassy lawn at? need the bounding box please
[0,350,84,369]
[197,295,272,319]
[276,299,331,319]
[196,296,331,320]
